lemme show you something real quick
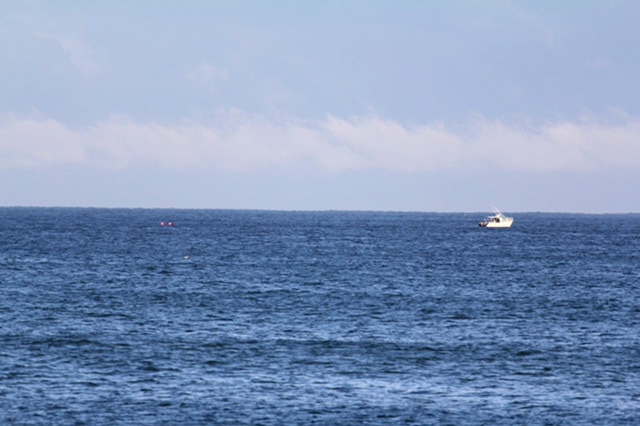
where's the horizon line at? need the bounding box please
[1,205,638,215]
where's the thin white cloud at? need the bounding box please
[0,116,88,168]
[1,111,639,174]
[187,63,230,86]
[466,1,557,50]
[37,32,100,76]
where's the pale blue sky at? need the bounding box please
[2,1,639,212]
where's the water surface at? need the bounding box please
[0,208,638,424]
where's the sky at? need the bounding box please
[2,1,640,212]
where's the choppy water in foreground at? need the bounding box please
[0,208,639,425]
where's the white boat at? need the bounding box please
[479,208,513,228]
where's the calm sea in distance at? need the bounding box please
[0,207,638,425]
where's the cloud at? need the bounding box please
[1,111,639,174]
[37,33,100,76]
[187,63,230,86]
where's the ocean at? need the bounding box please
[0,208,638,425]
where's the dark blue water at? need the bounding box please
[0,208,639,425]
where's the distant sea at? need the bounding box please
[0,208,638,425]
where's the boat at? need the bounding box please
[479,208,513,228]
